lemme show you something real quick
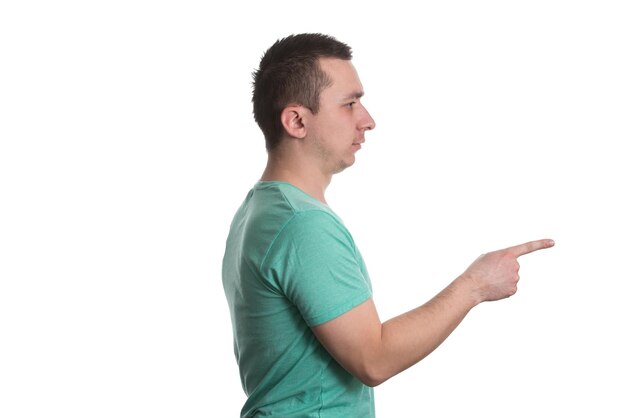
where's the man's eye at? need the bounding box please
[347,101,356,108]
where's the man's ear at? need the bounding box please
[280,105,308,139]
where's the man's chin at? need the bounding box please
[332,158,355,174]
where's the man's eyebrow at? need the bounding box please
[341,91,365,101]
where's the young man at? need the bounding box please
[222,33,554,417]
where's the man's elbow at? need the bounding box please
[359,375,385,388]
[355,363,390,388]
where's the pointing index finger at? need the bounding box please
[507,239,555,257]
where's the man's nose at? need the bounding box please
[360,107,376,131]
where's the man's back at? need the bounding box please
[222,181,375,417]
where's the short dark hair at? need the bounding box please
[252,33,353,151]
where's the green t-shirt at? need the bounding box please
[222,181,375,417]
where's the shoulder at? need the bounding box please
[259,181,331,213]
[250,182,355,261]
[252,181,344,227]
[287,209,347,236]
[266,209,355,261]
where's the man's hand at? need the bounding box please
[462,239,555,303]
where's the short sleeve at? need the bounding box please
[261,210,372,327]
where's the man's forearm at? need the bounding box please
[369,276,479,386]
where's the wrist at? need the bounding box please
[453,273,483,308]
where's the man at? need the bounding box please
[222,33,554,417]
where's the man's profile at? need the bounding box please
[222,33,554,417]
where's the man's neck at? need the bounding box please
[260,152,331,204]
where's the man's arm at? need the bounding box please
[311,239,555,387]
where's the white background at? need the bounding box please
[1,1,625,417]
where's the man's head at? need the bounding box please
[252,33,353,151]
